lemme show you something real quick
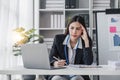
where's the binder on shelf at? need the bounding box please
[106,9,120,14]
[54,13,57,28]
[70,0,76,8]
[61,14,64,28]
[57,14,61,28]
[50,14,54,28]
[65,0,76,9]
[65,0,70,9]
[79,14,89,28]
[40,0,46,9]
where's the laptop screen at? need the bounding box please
[21,43,51,69]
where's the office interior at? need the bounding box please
[0,0,120,80]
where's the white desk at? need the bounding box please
[0,65,120,80]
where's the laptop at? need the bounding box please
[21,43,66,69]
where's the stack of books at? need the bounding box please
[93,0,111,9]
[46,0,64,9]
[50,12,64,29]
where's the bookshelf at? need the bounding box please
[34,0,119,66]
[34,0,92,48]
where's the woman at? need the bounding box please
[49,15,93,80]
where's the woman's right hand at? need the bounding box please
[53,60,66,67]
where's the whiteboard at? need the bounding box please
[96,11,120,80]
[96,12,120,64]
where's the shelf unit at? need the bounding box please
[34,0,119,64]
[34,0,93,48]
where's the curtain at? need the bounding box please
[0,0,22,79]
[0,0,33,79]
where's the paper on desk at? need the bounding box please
[68,64,102,68]
[108,60,120,70]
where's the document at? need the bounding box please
[68,64,102,68]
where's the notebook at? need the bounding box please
[21,43,66,69]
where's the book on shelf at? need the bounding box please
[93,0,111,9]
[79,14,89,28]
[93,0,110,4]
[70,0,76,8]
[50,14,54,28]
[40,0,46,9]
[93,6,110,9]
[46,0,64,4]
[50,13,64,29]
[65,0,76,9]
[57,14,61,28]
[84,14,89,28]
[93,14,96,28]
[54,13,57,28]
[46,0,64,9]
[93,3,110,7]
[61,14,64,28]
[65,0,69,9]
[46,4,64,9]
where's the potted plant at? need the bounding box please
[12,27,44,56]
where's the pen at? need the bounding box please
[53,56,60,61]
[53,56,67,65]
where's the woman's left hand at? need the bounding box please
[81,26,89,47]
[81,26,88,41]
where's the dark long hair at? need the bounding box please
[65,15,92,47]
[65,15,88,36]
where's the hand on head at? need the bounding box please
[81,25,88,41]
[81,25,90,47]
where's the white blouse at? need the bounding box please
[63,35,82,64]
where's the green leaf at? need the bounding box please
[13,52,22,56]
[12,27,44,56]
[14,54,19,56]
[13,27,25,32]
[25,28,36,35]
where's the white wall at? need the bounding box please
[19,0,33,29]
